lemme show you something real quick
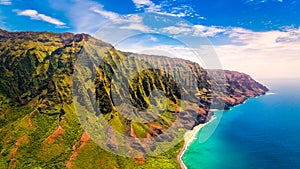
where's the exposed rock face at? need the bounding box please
[208,70,268,108]
[0,29,268,168]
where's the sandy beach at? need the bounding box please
[177,117,216,169]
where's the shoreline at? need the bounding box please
[177,117,216,169]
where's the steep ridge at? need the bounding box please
[0,30,268,169]
[208,69,268,108]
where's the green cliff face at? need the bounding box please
[0,29,268,169]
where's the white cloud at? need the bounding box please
[56,1,109,33]
[0,0,11,5]
[117,44,206,67]
[154,11,187,17]
[14,9,66,27]
[115,14,145,25]
[150,36,158,42]
[213,27,300,79]
[244,0,268,4]
[47,0,151,35]
[120,23,150,32]
[116,24,300,79]
[160,4,203,18]
[125,14,143,23]
[0,11,8,30]
[276,26,300,42]
[193,25,228,37]
[131,0,202,18]
[132,0,161,12]
[61,2,152,43]
[161,26,192,35]
[91,7,151,32]
[160,24,228,37]
[132,0,153,8]
[92,8,119,20]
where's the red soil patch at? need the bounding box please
[174,106,182,113]
[225,97,236,105]
[10,135,28,169]
[148,123,164,130]
[15,136,26,146]
[10,158,17,169]
[148,123,165,136]
[28,118,33,128]
[130,123,137,138]
[145,133,151,138]
[101,158,105,167]
[133,151,146,165]
[185,105,198,112]
[12,147,18,156]
[197,108,207,115]
[46,125,64,144]
[66,132,90,168]
[124,141,146,165]
[133,157,146,165]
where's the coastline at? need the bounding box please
[177,117,216,169]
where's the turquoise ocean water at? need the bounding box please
[182,79,300,169]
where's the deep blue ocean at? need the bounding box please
[182,79,300,169]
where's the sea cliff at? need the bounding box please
[0,29,268,169]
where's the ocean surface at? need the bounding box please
[182,79,300,169]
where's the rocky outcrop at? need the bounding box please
[208,69,268,108]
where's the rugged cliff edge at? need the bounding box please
[0,30,268,169]
[208,69,268,108]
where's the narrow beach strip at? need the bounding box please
[177,117,216,169]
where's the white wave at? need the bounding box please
[266,92,276,95]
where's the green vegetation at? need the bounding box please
[0,29,268,169]
[0,30,187,169]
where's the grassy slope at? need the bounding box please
[0,30,268,169]
[0,30,184,169]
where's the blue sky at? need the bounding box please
[0,0,300,79]
[1,0,299,32]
